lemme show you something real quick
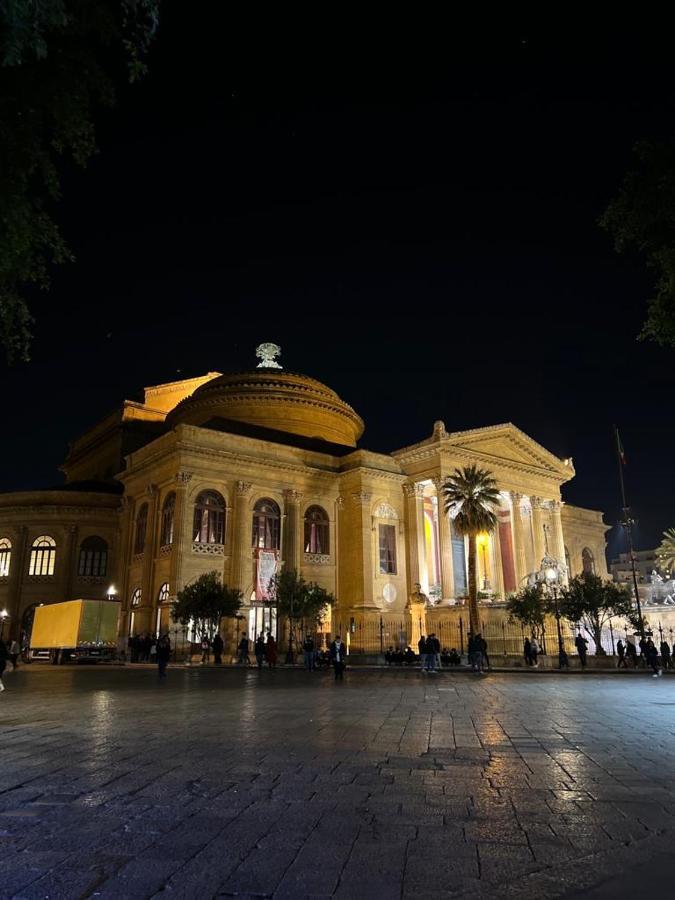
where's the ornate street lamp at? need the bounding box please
[539,554,566,664]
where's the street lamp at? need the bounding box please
[107,585,117,603]
[477,533,490,591]
[539,554,566,666]
[0,608,8,641]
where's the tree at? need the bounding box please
[171,571,242,642]
[656,527,675,575]
[599,139,675,348]
[268,567,335,662]
[0,1,160,362]
[506,585,549,643]
[558,572,633,656]
[443,465,500,636]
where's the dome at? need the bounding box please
[166,368,364,448]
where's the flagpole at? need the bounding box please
[614,425,644,637]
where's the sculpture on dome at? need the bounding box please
[256,343,282,369]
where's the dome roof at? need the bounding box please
[166,369,364,448]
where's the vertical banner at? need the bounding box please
[256,549,278,601]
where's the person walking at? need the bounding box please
[156,633,171,678]
[237,632,250,666]
[200,635,211,665]
[424,634,436,672]
[431,633,441,671]
[255,633,266,668]
[626,639,638,668]
[575,633,588,668]
[659,640,671,670]
[523,637,532,666]
[646,638,662,677]
[418,635,427,672]
[8,639,19,669]
[330,634,346,681]
[468,633,482,672]
[478,634,490,671]
[265,633,277,668]
[303,635,315,671]
[617,639,628,668]
[212,633,224,665]
[0,638,8,692]
[530,636,540,668]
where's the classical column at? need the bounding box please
[231,481,253,596]
[63,524,78,602]
[283,489,303,572]
[169,471,192,599]
[509,492,528,587]
[403,481,425,595]
[531,497,545,569]
[491,524,505,600]
[433,478,454,600]
[142,483,159,621]
[550,500,567,580]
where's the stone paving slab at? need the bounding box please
[1,666,674,898]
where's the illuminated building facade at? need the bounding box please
[0,348,610,648]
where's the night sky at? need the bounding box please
[2,18,674,559]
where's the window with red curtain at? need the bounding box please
[193,491,225,544]
[304,506,329,554]
[252,498,281,549]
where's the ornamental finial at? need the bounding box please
[256,342,282,369]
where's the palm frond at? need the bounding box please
[442,464,500,536]
[657,526,675,572]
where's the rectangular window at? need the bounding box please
[379,524,397,575]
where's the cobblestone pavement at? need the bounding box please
[1,667,674,899]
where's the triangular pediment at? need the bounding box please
[445,424,571,478]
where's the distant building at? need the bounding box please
[610,549,660,584]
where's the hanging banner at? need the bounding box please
[256,549,278,602]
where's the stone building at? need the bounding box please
[0,346,610,651]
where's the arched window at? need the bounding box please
[565,546,571,577]
[304,506,329,554]
[29,535,56,576]
[134,504,148,555]
[193,490,225,544]
[78,536,108,577]
[252,498,281,550]
[582,547,595,575]
[158,582,170,603]
[160,492,176,546]
[131,587,142,607]
[0,537,11,577]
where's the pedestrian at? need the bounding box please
[255,633,266,668]
[659,640,671,670]
[212,632,224,665]
[8,638,19,669]
[646,638,661,677]
[424,634,436,672]
[530,636,540,668]
[0,637,8,692]
[265,633,277,668]
[617,639,628,668]
[431,633,441,671]
[418,634,427,671]
[156,633,171,678]
[201,634,211,664]
[237,631,250,666]
[330,634,346,681]
[626,639,638,667]
[523,637,532,666]
[558,646,569,669]
[303,634,315,670]
[478,634,490,671]
[468,633,482,672]
[575,633,588,668]
[639,635,648,667]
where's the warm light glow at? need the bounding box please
[0,608,8,618]
[545,567,557,582]
[476,533,489,547]
[107,585,117,597]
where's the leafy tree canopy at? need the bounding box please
[506,585,550,640]
[656,526,675,575]
[0,0,159,362]
[600,139,675,348]
[269,567,336,622]
[171,571,242,640]
[559,572,633,655]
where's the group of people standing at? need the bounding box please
[617,636,674,676]
[237,631,278,668]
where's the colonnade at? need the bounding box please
[403,479,567,601]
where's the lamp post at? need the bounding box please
[539,553,565,667]
[107,585,117,603]
[0,608,8,641]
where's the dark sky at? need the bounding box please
[2,17,674,558]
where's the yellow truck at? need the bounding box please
[30,599,120,663]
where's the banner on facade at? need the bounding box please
[256,549,278,602]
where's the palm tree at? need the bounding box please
[656,527,675,575]
[443,465,500,635]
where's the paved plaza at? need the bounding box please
[1,666,674,899]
